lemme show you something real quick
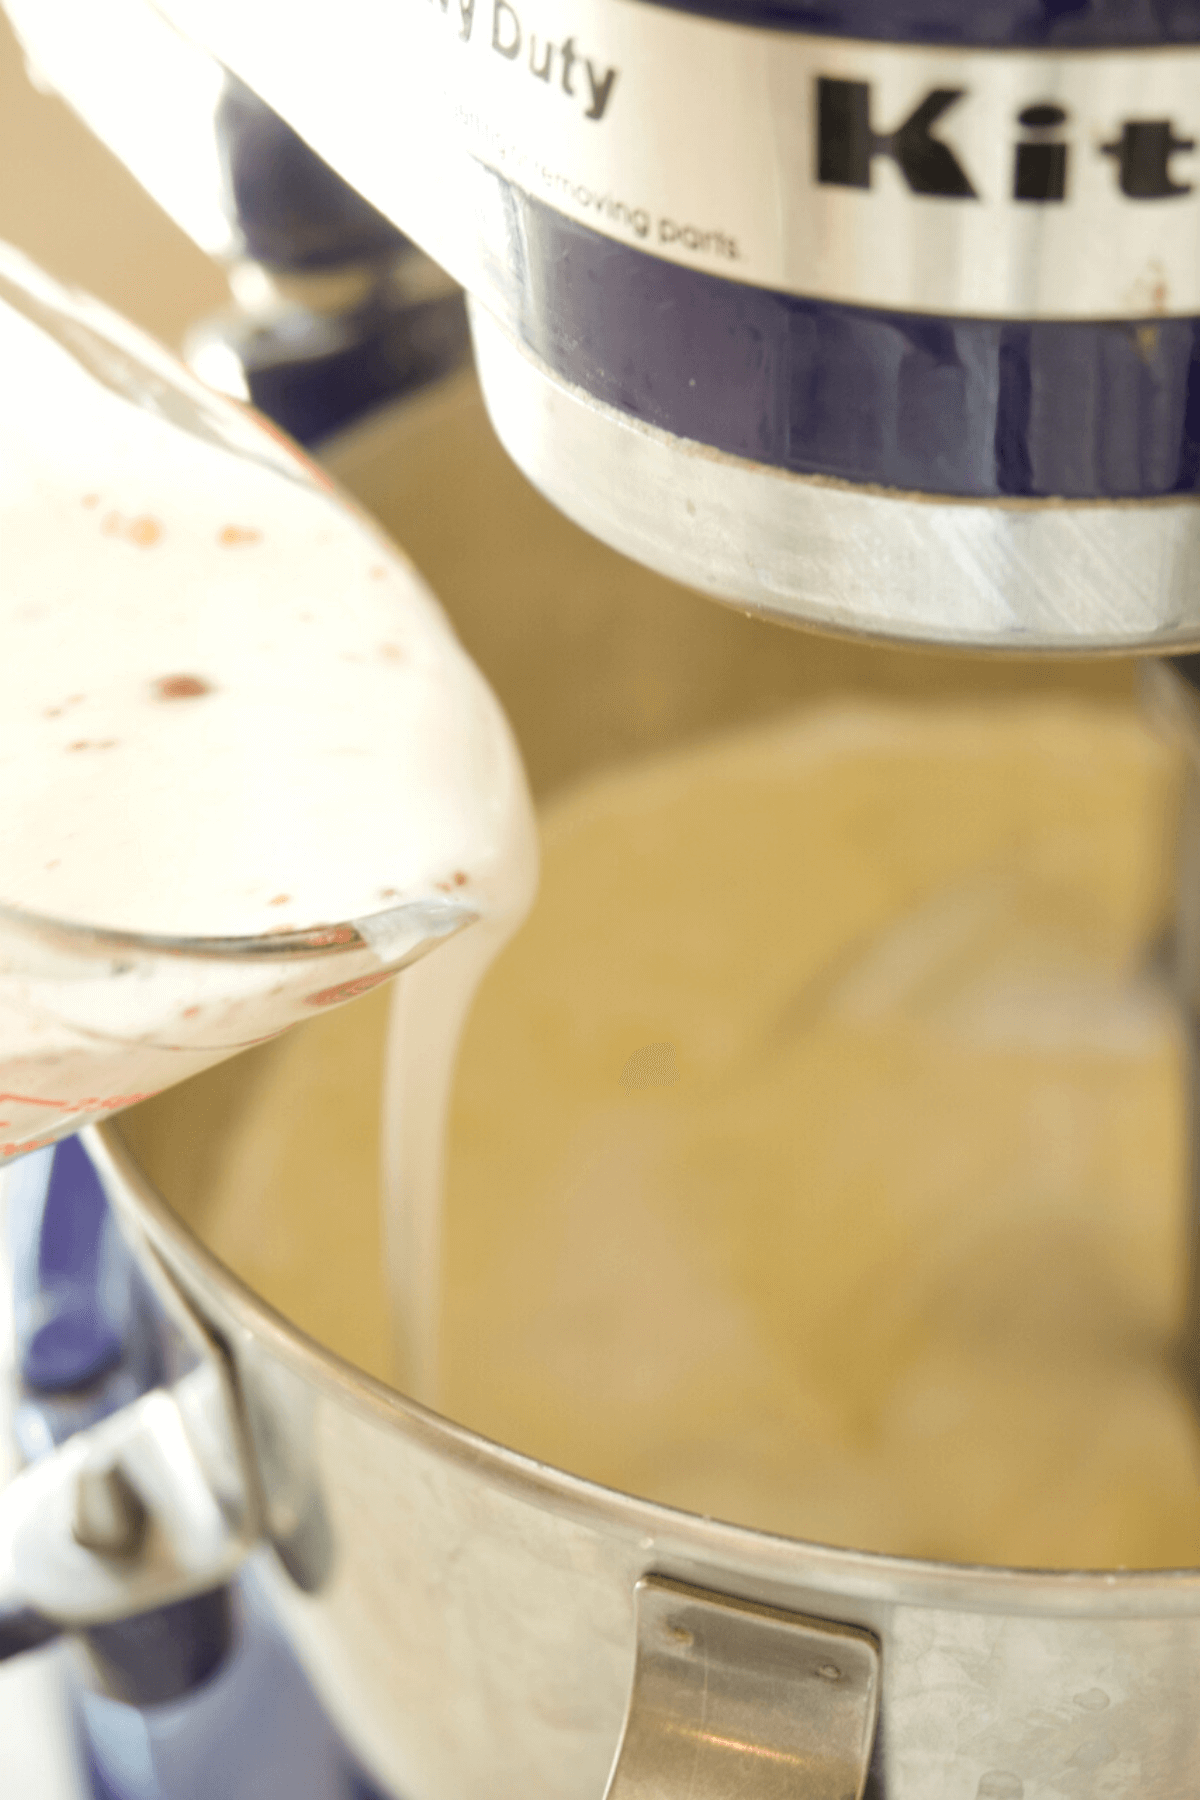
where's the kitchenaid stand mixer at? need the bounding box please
[6,1,1200,1796]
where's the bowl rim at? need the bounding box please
[89,1120,1200,1624]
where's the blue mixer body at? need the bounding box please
[3,1136,391,1800]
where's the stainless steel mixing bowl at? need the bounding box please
[92,369,1200,1800]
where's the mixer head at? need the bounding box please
[7,0,1200,653]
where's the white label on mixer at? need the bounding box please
[151,0,1200,315]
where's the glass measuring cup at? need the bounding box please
[0,242,534,1167]
[0,896,473,1160]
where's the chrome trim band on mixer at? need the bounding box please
[485,181,1200,501]
[470,304,1200,651]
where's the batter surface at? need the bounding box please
[130,700,1200,1568]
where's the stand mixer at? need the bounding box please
[4,2,1200,1797]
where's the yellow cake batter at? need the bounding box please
[123,699,1200,1569]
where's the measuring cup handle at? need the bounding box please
[604,1576,880,1800]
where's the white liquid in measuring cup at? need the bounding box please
[0,243,536,1163]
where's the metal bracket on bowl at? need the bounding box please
[0,1148,258,1650]
[606,1576,880,1800]
[0,1358,255,1641]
